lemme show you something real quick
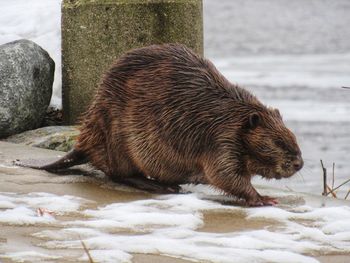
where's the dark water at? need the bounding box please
[203,0,350,195]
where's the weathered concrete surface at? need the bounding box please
[62,0,203,124]
[4,126,79,152]
[0,142,349,262]
[0,40,54,137]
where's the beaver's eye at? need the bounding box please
[275,140,287,150]
[276,140,299,156]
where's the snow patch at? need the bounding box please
[2,251,62,262]
[30,192,350,263]
[0,0,62,108]
[0,192,92,225]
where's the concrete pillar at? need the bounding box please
[62,0,203,124]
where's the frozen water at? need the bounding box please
[1,188,350,262]
[0,192,92,225]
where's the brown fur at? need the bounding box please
[19,44,304,206]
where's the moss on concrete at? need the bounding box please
[4,126,79,152]
[62,0,203,124]
[63,0,200,8]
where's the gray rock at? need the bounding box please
[0,39,55,138]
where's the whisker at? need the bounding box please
[299,166,313,176]
[297,172,305,183]
[302,158,313,162]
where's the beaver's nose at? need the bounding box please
[293,155,304,171]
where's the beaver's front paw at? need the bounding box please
[246,195,278,207]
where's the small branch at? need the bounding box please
[320,160,327,196]
[326,185,337,198]
[80,239,94,263]
[342,86,350,89]
[345,189,350,200]
[332,163,335,189]
[285,186,294,192]
[328,178,350,195]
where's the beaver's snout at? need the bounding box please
[279,153,303,178]
[292,154,303,172]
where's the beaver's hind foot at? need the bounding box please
[112,176,180,194]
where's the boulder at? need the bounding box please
[0,39,55,138]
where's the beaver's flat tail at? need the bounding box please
[14,149,88,171]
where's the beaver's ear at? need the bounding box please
[248,113,260,129]
[274,108,282,119]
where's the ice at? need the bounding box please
[0,192,91,225]
[214,53,350,90]
[15,192,86,213]
[68,194,225,231]
[1,190,345,262]
[1,186,349,262]
[213,54,350,123]
[2,251,62,262]
[0,206,55,225]
[79,249,132,263]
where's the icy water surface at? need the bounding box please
[1,146,350,263]
[204,0,350,195]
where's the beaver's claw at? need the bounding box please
[246,195,278,207]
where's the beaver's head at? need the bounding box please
[242,107,303,179]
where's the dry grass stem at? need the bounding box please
[320,161,350,200]
[332,162,335,189]
[345,189,350,200]
[80,239,94,263]
[326,185,337,198]
[330,178,350,194]
[285,186,294,192]
[320,160,327,196]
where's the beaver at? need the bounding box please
[16,44,303,206]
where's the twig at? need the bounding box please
[320,160,327,196]
[342,86,350,89]
[80,239,94,263]
[326,185,337,198]
[345,189,350,200]
[328,178,350,195]
[320,160,350,199]
[332,163,335,189]
[285,186,294,192]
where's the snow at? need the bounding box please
[0,0,62,108]
[0,192,92,225]
[1,189,350,262]
[2,251,62,262]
